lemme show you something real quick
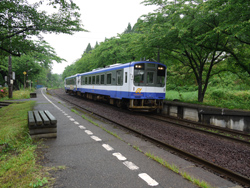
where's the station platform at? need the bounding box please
[28,88,241,188]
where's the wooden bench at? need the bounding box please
[28,110,57,138]
[30,92,37,98]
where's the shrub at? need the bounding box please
[0,87,8,98]
[209,89,226,100]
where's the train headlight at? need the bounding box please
[135,65,142,68]
[158,66,164,70]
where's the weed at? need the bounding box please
[71,109,79,115]
[133,145,142,152]
[30,177,48,188]
[145,152,213,188]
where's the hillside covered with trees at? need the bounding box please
[62,0,250,108]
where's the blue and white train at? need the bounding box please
[64,61,167,111]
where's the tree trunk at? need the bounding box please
[197,74,204,102]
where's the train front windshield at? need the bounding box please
[134,63,166,87]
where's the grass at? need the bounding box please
[0,88,36,101]
[0,89,61,187]
[165,89,250,110]
[0,100,52,188]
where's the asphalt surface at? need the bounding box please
[28,88,241,188]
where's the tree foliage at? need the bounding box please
[0,0,85,57]
[0,0,86,90]
[60,0,250,103]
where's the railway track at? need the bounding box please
[48,89,250,187]
[146,114,250,145]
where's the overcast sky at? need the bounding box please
[41,1,157,74]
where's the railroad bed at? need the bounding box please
[48,88,250,185]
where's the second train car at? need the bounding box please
[64,61,167,111]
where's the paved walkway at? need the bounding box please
[29,88,240,188]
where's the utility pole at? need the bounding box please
[8,55,13,98]
[8,11,13,98]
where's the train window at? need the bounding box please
[101,74,104,84]
[134,69,144,85]
[125,72,127,83]
[117,70,122,85]
[88,77,91,84]
[85,77,88,85]
[107,73,111,84]
[157,76,165,86]
[81,77,84,85]
[92,75,95,84]
[96,75,99,84]
[147,72,154,84]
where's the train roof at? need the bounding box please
[65,61,166,79]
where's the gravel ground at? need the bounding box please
[49,89,250,179]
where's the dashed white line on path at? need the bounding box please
[79,125,86,129]
[113,153,127,161]
[85,130,93,135]
[138,173,159,186]
[102,144,114,151]
[123,161,139,170]
[91,136,102,141]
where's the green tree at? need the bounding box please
[123,23,133,34]
[0,40,65,89]
[138,0,231,102]
[197,0,250,76]
[0,0,85,56]
[83,43,92,55]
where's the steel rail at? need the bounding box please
[158,114,250,138]
[147,115,250,145]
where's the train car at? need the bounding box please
[64,61,167,111]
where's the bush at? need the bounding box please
[209,89,226,99]
[0,87,8,98]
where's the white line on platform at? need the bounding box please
[74,122,79,125]
[102,144,114,151]
[79,125,86,129]
[85,130,93,135]
[123,161,139,170]
[112,153,127,161]
[91,136,102,141]
[138,173,159,186]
